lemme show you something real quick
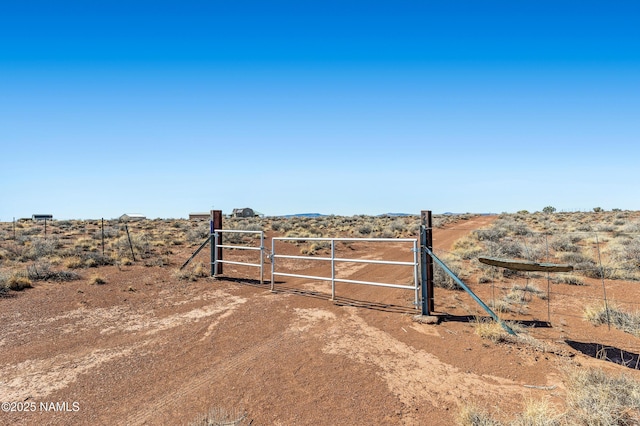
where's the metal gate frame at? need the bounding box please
[270,237,419,307]
[212,229,265,284]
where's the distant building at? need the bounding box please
[189,212,210,221]
[32,214,53,221]
[119,213,146,222]
[232,208,257,218]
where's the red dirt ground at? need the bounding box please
[2,215,639,425]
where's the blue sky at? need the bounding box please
[1,1,639,219]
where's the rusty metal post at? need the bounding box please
[211,210,223,275]
[421,210,435,315]
[125,223,136,261]
[101,218,105,257]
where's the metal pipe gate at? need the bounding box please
[270,237,419,307]
[212,229,265,284]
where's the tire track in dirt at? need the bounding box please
[126,330,292,425]
[434,215,497,252]
[0,293,247,404]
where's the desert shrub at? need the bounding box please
[597,224,616,233]
[477,274,492,284]
[551,274,585,286]
[91,226,119,240]
[549,235,581,252]
[88,274,107,285]
[510,399,563,426]
[376,228,395,238]
[175,262,208,281]
[510,283,547,300]
[20,226,42,236]
[584,303,640,337]
[488,299,512,314]
[357,223,373,235]
[300,241,331,255]
[452,235,484,260]
[459,367,640,425]
[186,225,210,243]
[485,238,524,259]
[458,404,502,426]
[475,227,507,242]
[2,271,33,291]
[433,256,465,290]
[112,232,151,259]
[473,318,518,344]
[575,223,593,232]
[27,263,80,282]
[564,367,640,425]
[22,237,61,260]
[389,219,407,233]
[621,221,640,234]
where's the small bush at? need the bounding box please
[473,318,516,343]
[584,303,640,336]
[564,366,640,425]
[88,275,107,285]
[433,257,464,290]
[357,224,372,235]
[6,273,33,291]
[551,274,585,286]
[175,262,209,281]
[458,404,501,426]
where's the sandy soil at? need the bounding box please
[1,215,639,425]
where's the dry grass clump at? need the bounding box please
[564,366,640,425]
[1,271,33,291]
[459,367,640,425]
[458,404,502,426]
[433,255,466,290]
[472,317,524,344]
[509,283,547,301]
[551,274,585,286]
[300,241,331,255]
[88,274,107,285]
[584,303,640,337]
[511,398,563,426]
[175,262,209,281]
[459,398,562,426]
[26,262,80,282]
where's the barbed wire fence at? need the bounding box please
[430,223,640,338]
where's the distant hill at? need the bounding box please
[278,213,326,218]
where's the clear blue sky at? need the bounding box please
[2,1,639,219]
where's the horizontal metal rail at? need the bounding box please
[333,278,414,290]
[271,237,419,306]
[212,229,264,283]
[274,236,417,243]
[217,229,263,234]
[216,244,262,251]
[272,253,413,266]
[272,271,333,282]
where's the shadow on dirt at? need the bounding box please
[213,276,276,286]
[440,314,551,328]
[0,288,16,299]
[566,340,640,370]
[213,276,415,314]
